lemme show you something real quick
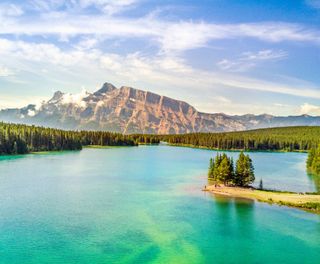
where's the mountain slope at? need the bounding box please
[1,82,320,134]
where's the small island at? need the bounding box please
[204,151,320,214]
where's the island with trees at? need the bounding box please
[208,152,255,187]
[204,152,320,214]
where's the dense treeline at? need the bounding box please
[208,152,255,187]
[0,122,159,155]
[307,145,320,176]
[2,122,320,155]
[130,134,160,144]
[0,123,82,154]
[159,127,320,151]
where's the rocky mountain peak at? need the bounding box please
[0,82,319,134]
[94,82,117,96]
[49,91,64,103]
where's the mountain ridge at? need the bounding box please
[1,82,319,134]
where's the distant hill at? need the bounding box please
[1,82,319,134]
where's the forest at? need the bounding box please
[158,126,320,151]
[0,122,159,155]
[2,123,320,155]
[307,145,320,176]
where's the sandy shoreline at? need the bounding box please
[204,185,320,214]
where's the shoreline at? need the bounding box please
[204,185,320,214]
[167,143,308,153]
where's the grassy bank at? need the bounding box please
[204,185,320,214]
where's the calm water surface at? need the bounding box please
[0,146,319,264]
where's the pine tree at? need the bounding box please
[213,153,222,181]
[243,154,255,186]
[208,158,214,178]
[208,153,235,185]
[259,179,263,190]
[217,155,229,184]
[235,152,255,187]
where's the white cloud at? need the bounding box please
[273,103,290,108]
[299,103,320,115]
[79,0,139,15]
[76,38,99,50]
[1,8,320,53]
[61,88,89,107]
[217,49,287,72]
[28,0,139,14]
[28,0,66,11]
[0,95,46,110]
[215,96,232,104]
[0,1,318,116]
[242,50,287,60]
[0,66,14,77]
[0,38,319,103]
[27,109,36,117]
[0,3,24,17]
[217,59,255,72]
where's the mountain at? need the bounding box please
[1,82,320,134]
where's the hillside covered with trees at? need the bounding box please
[0,122,159,155]
[307,145,320,176]
[208,152,255,187]
[159,126,320,151]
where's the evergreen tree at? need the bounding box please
[235,152,255,187]
[208,158,214,178]
[218,155,233,185]
[213,153,222,181]
[208,153,234,185]
[259,179,263,190]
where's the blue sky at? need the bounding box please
[0,0,320,115]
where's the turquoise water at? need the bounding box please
[0,146,319,264]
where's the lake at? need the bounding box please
[0,146,319,263]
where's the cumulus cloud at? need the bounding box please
[61,89,90,107]
[299,103,320,115]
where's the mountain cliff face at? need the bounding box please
[1,82,320,134]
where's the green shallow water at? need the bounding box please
[0,146,319,264]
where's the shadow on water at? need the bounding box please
[212,194,255,236]
[234,198,254,234]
